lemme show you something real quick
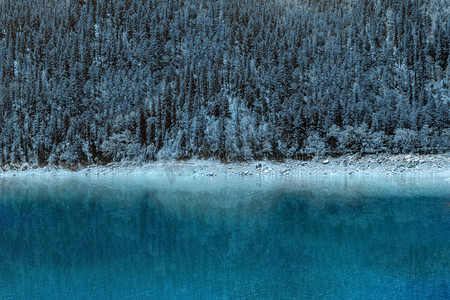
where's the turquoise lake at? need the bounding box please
[0,174,449,299]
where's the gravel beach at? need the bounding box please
[1,153,449,177]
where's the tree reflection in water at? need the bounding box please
[0,175,448,299]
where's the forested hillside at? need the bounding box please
[0,0,449,164]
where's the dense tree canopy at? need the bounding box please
[0,0,449,165]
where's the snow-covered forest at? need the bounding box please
[0,0,449,165]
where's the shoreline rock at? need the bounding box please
[1,153,449,177]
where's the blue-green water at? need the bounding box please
[0,175,449,299]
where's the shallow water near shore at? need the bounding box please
[0,174,449,299]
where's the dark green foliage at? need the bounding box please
[0,0,448,164]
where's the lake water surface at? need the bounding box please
[0,174,449,299]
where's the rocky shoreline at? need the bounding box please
[1,153,449,177]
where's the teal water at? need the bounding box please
[0,175,449,299]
